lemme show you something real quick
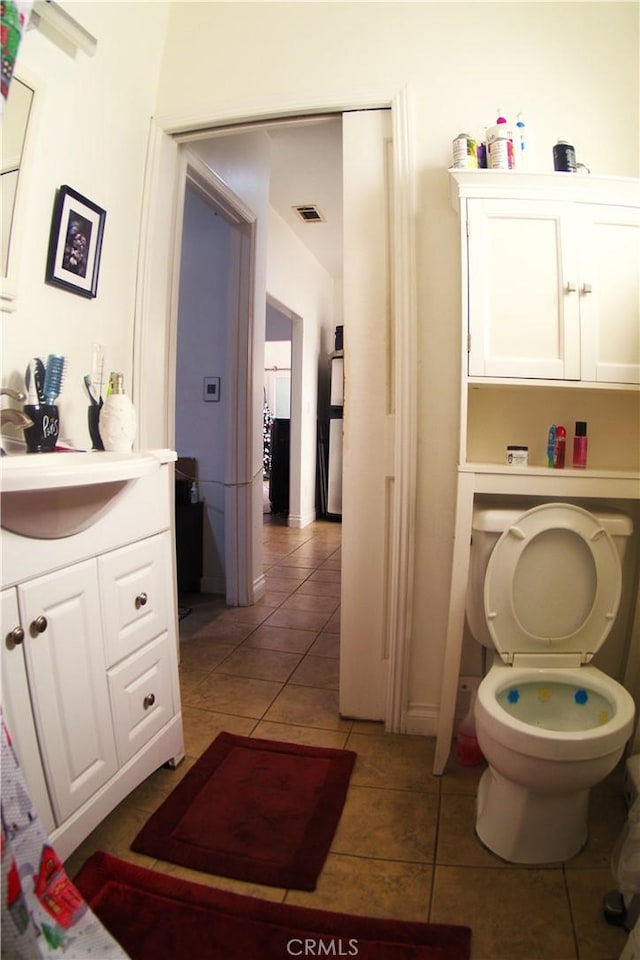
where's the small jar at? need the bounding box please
[506,445,528,466]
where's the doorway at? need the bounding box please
[173,152,258,607]
[134,89,417,731]
[264,299,293,518]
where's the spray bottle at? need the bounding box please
[553,425,566,469]
[487,109,514,169]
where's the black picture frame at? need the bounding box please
[45,185,106,298]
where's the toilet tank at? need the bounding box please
[466,502,634,649]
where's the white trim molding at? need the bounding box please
[384,85,419,734]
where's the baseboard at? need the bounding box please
[287,510,316,529]
[253,572,266,603]
[403,701,440,737]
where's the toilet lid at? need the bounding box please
[484,503,622,663]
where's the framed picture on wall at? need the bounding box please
[45,185,106,298]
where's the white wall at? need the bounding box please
[2,2,170,447]
[267,207,335,527]
[264,341,291,419]
[154,1,639,725]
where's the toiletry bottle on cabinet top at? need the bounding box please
[572,421,588,469]
[553,425,566,468]
[98,373,136,453]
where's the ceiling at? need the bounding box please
[266,118,343,281]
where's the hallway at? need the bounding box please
[65,515,629,960]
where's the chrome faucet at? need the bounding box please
[1,387,33,453]
[0,387,27,402]
[1,408,34,429]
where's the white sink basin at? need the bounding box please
[0,451,158,493]
[0,451,161,538]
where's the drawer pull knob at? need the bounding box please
[8,626,25,646]
[31,616,48,635]
[143,693,156,709]
[135,592,148,609]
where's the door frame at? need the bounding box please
[172,149,258,606]
[133,86,418,731]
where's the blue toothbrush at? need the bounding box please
[43,354,66,403]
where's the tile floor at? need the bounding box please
[66,515,630,960]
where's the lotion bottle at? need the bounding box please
[99,373,137,452]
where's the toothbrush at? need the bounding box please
[43,354,66,404]
[91,342,105,401]
[84,373,99,405]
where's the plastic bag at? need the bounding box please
[612,794,640,902]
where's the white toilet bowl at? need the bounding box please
[475,661,635,862]
[466,501,636,864]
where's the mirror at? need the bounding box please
[1,77,34,285]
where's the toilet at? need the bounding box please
[466,500,636,864]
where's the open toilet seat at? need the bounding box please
[484,503,622,665]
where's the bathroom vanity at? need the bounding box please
[1,449,184,859]
[435,171,640,775]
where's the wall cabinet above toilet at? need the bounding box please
[450,172,640,387]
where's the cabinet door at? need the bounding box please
[466,198,580,379]
[1,589,56,833]
[18,561,118,823]
[578,204,640,384]
[99,532,170,668]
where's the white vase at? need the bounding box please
[99,374,136,452]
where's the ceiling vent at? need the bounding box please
[293,204,325,224]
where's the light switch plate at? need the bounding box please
[203,376,220,402]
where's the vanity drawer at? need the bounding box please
[99,532,170,666]
[108,633,174,765]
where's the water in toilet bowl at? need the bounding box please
[497,681,612,732]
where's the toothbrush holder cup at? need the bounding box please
[23,404,59,453]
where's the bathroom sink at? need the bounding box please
[0,451,160,538]
[0,451,158,492]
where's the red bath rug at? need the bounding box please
[131,731,356,890]
[75,851,472,960]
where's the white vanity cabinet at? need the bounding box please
[460,176,640,384]
[1,450,184,860]
[17,559,118,825]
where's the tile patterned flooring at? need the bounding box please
[66,515,630,960]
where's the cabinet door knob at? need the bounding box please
[135,592,148,609]
[30,615,48,635]
[565,281,577,293]
[143,693,156,709]
[581,282,593,294]
[7,626,25,646]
